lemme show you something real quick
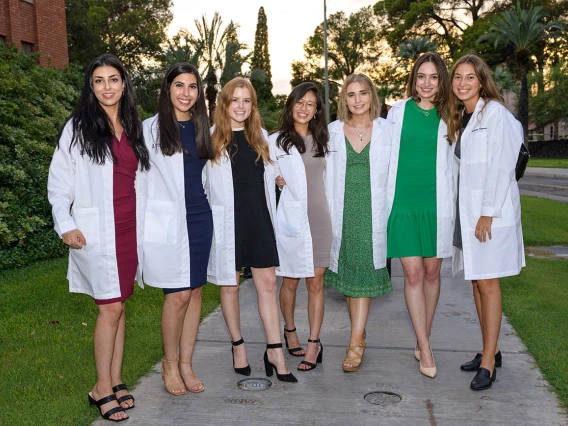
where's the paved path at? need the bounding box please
[94,259,567,425]
[520,167,568,203]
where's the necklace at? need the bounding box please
[349,122,371,141]
[414,102,434,117]
[178,121,187,129]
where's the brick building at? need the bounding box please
[0,0,68,68]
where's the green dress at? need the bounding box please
[387,99,439,258]
[325,138,392,298]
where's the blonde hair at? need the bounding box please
[212,77,270,164]
[337,74,381,122]
[447,53,503,143]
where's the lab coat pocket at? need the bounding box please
[466,190,484,228]
[144,200,178,244]
[466,130,488,164]
[277,198,302,238]
[72,207,100,251]
[211,205,225,244]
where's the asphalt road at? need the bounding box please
[518,175,568,203]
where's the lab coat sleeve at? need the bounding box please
[481,106,520,218]
[47,123,78,237]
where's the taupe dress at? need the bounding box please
[300,135,332,268]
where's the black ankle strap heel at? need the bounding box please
[231,337,251,376]
[264,343,298,383]
[284,327,304,357]
[297,339,323,371]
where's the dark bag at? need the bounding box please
[515,143,530,181]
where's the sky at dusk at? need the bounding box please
[169,1,375,94]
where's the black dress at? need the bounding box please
[229,130,279,270]
[163,120,213,294]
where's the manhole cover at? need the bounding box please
[364,391,402,406]
[237,378,272,391]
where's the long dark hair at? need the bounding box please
[61,54,149,171]
[156,63,213,159]
[276,82,329,157]
[406,52,450,124]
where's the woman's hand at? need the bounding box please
[62,229,87,249]
[276,175,287,190]
[475,216,493,243]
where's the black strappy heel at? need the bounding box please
[231,338,251,376]
[112,384,135,410]
[88,392,126,422]
[284,327,304,357]
[297,339,323,371]
[263,343,298,382]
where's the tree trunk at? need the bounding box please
[519,64,529,145]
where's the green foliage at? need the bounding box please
[520,195,568,247]
[0,46,81,269]
[530,62,568,128]
[291,6,382,111]
[251,7,274,105]
[66,0,173,69]
[0,257,221,424]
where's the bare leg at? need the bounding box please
[401,257,434,368]
[423,257,442,337]
[109,303,133,408]
[299,267,326,369]
[220,272,248,369]
[179,287,204,392]
[280,277,304,355]
[476,278,502,373]
[343,297,371,369]
[251,267,291,374]
[161,290,190,395]
[91,302,128,421]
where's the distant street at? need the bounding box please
[519,175,568,203]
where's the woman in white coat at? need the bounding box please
[386,53,454,378]
[271,82,331,371]
[325,74,393,372]
[447,53,525,390]
[142,63,214,396]
[48,54,150,422]
[206,77,296,382]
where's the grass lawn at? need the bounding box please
[520,195,568,246]
[502,257,568,411]
[527,158,568,169]
[0,257,220,426]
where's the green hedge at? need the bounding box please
[0,45,81,269]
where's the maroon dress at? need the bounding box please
[95,133,138,305]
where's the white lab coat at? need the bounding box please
[204,129,278,285]
[386,99,455,258]
[141,115,198,288]
[47,121,147,299]
[452,99,525,279]
[269,132,319,278]
[326,118,392,272]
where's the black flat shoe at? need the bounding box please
[460,351,502,371]
[264,343,298,382]
[298,339,323,371]
[88,392,127,422]
[112,384,135,410]
[231,338,251,376]
[284,327,304,357]
[470,367,496,391]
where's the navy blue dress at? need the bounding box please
[163,120,213,294]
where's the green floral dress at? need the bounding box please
[325,138,392,298]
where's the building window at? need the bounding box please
[0,36,6,45]
[21,42,34,54]
[21,0,34,4]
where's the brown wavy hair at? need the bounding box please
[337,74,381,122]
[212,77,270,164]
[446,53,503,143]
[406,52,450,124]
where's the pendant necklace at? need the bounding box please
[415,102,433,117]
[178,121,187,129]
[350,122,371,141]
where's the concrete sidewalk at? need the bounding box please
[525,166,568,179]
[95,260,567,425]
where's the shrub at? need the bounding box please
[0,45,81,269]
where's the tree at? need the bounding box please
[291,7,383,110]
[66,0,173,68]
[373,0,492,53]
[250,7,274,105]
[220,22,250,86]
[530,62,568,129]
[479,2,565,141]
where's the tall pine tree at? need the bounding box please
[250,7,274,105]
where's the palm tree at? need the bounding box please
[393,37,437,73]
[479,2,564,141]
[163,29,203,67]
